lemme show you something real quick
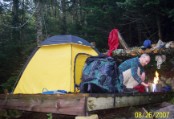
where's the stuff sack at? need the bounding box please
[80,55,118,93]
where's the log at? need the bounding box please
[118,32,129,50]
[0,93,173,116]
[112,48,174,57]
[0,94,88,116]
[86,92,174,112]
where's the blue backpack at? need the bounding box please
[80,55,118,93]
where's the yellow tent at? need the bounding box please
[13,35,99,94]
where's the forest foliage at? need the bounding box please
[1,0,174,93]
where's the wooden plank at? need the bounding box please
[87,97,114,111]
[0,92,173,115]
[87,92,174,111]
[0,94,88,116]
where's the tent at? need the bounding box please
[13,35,99,94]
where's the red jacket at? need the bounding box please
[107,29,119,56]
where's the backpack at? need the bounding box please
[80,55,118,93]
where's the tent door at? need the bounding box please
[74,53,91,92]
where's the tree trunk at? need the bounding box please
[157,16,162,40]
[12,0,20,42]
[60,0,67,34]
[129,24,132,45]
[35,0,43,46]
[137,22,142,45]
[71,0,77,24]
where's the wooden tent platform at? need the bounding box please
[0,92,174,116]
